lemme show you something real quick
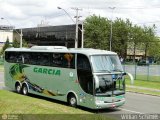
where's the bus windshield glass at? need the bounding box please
[91,55,123,73]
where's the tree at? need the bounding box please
[84,15,110,50]
[112,18,132,58]
[147,36,160,62]
[22,39,29,47]
[84,14,159,63]
[12,38,19,48]
[12,38,29,48]
[84,16,133,59]
[129,25,144,62]
[142,26,156,60]
[0,37,11,56]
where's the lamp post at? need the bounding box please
[78,20,84,48]
[81,21,84,48]
[109,7,115,51]
[57,7,75,24]
[1,17,23,48]
[57,7,82,48]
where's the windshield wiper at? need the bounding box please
[112,69,123,72]
[99,70,111,73]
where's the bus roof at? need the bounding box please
[5,46,117,56]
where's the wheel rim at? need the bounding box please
[70,97,76,105]
[23,86,27,95]
[16,85,21,93]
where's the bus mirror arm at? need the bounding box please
[124,72,134,85]
[122,72,127,75]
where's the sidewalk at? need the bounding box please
[127,85,160,92]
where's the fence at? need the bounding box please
[0,56,159,82]
[123,63,160,82]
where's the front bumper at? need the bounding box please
[95,99,125,109]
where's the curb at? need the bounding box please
[126,90,160,97]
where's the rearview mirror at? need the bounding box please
[123,72,134,85]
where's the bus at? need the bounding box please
[4,46,133,109]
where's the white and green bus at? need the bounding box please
[4,46,133,109]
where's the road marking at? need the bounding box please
[119,108,143,114]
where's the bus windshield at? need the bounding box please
[91,55,123,73]
[91,55,125,96]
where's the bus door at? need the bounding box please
[77,54,94,107]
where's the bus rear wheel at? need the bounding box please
[22,84,28,95]
[68,94,77,107]
[15,83,22,94]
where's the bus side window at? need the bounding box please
[51,53,63,67]
[23,53,31,64]
[77,54,91,71]
[6,52,21,63]
[40,53,50,66]
[16,53,23,63]
[30,52,50,66]
[5,52,10,62]
[9,52,17,63]
[30,53,39,65]
[63,53,75,69]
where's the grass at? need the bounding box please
[125,78,160,89]
[134,75,160,82]
[126,78,160,96]
[0,90,88,114]
[0,90,114,120]
[0,65,4,72]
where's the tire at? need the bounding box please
[22,84,28,95]
[68,94,77,107]
[15,83,22,94]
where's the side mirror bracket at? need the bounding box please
[123,72,134,85]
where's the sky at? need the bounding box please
[1,0,160,35]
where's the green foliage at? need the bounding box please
[84,15,110,50]
[12,38,29,48]
[112,18,132,58]
[23,39,29,47]
[0,37,29,57]
[84,15,158,60]
[148,38,160,61]
[0,37,11,56]
[12,38,19,48]
[0,90,90,114]
[126,78,160,96]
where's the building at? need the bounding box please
[14,24,82,48]
[126,42,148,62]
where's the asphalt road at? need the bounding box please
[100,92,160,114]
[0,72,160,117]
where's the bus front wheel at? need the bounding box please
[68,94,77,107]
[22,84,28,95]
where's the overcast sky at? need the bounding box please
[1,0,160,35]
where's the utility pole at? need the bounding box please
[81,21,84,48]
[78,20,84,48]
[71,7,82,48]
[57,7,83,48]
[20,29,23,48]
